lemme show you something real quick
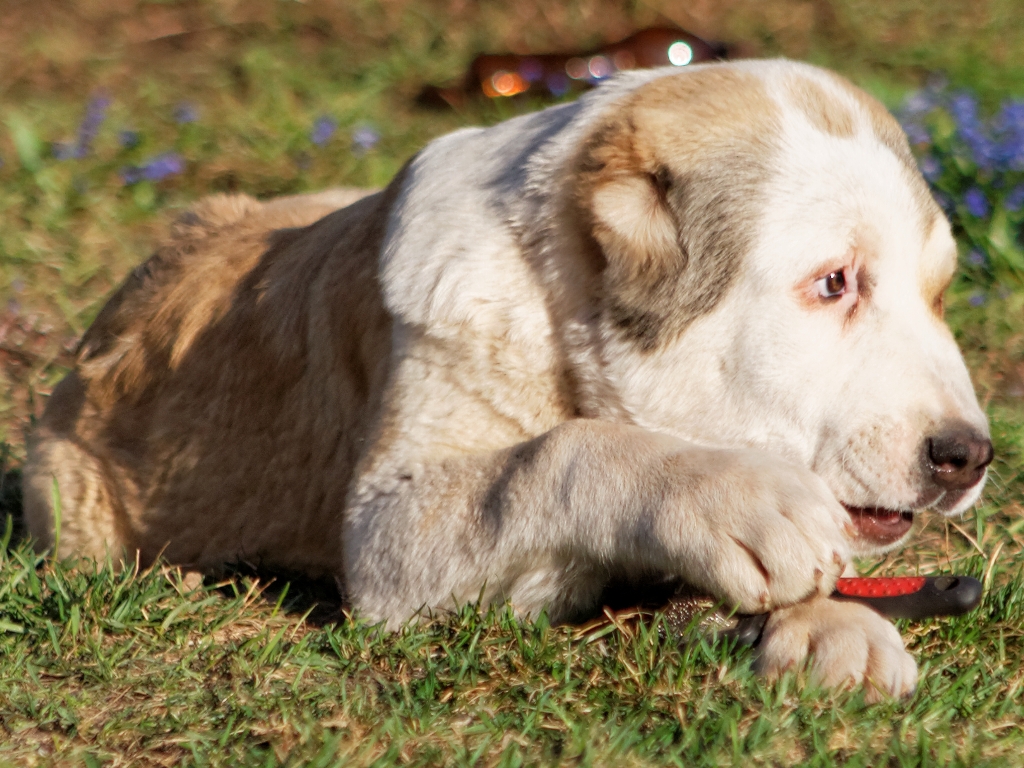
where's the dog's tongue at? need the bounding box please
[845,507,914,545]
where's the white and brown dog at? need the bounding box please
[24,59,991,700]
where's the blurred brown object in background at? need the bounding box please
[419,27,726,108]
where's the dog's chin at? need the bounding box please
[930,475,987,517]
[840,470,988,555]
[843,505,916,554]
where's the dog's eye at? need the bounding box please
[815,270,846,299]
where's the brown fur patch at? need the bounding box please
[576,67,783,351]
[829,72,916,170]
[788,76,856,138]
[824,72,941,231]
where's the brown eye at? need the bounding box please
[816,270,846,299]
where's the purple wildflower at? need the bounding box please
[997,100,1024,128]
[310,116,337,147]
[1006,185,1024,212]
[173,102,199,124]
[903,121,931,146]
[947,92,1001,168]
[964,187,990,218]
[75,92,110,157]
[950,93,979,129]
[53,92,111,160]
[121,152,185,185]
[964,129,997,169]
[969,292,987,307]
[901,90,938,118]
[352,125,380,154]
[919,155,942,182]
[967,249,987,267]
[994,100,1024,171]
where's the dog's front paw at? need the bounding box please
[754,597,917,702]
[666,449,852,612]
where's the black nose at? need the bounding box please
[926,426,994,491]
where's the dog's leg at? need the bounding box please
[23,374,131,562]
[756,597,918,701]
[345,419,853,627]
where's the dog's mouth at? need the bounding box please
[843,505,915,546]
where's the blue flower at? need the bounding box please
[969,292,987,307]
[76,92,110,156]
[919,155,942,181]
[121,152,185,185]
[901,90,938,118]
[992,100,1024,170]
[964,187,990,218]
[53,92,110,160]
[967,249,987,266]
[352,125,380,154]
[996,100,1024,133]
[962,128,998,169]
[173,102,199,124]
[1006,184,1024,212]
[903,121,931,146]
[950,93,979,130]
[310,116,336,147]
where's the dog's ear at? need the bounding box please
[570,69,780,350]
[577,117,680,282]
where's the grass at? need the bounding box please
[1,0,1024,764]
[0,541,1022,766]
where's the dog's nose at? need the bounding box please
[926,425,994,491]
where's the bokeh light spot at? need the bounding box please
[668,42,694,66]
[588,56,613,79]
[612,50,636,71]
[565,58,588,80]
[488,70,529,97]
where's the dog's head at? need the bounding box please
[574,61,991,555]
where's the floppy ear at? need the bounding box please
[570,68,776,350]
[578,120,680,283]
[590,174,679,279]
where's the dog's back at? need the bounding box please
[23,187,391,574]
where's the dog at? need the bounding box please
[23,59,992,701]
